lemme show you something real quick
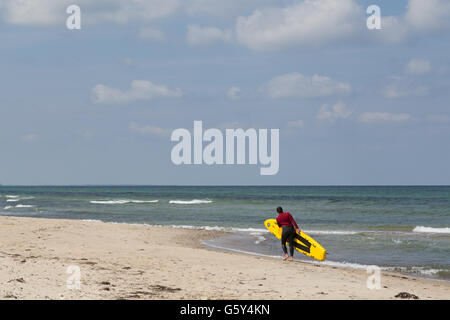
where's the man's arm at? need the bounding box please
[276,216,281,228]
[288,213,299,231]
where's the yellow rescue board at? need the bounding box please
[264,218,327,261]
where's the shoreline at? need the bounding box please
[0,216,448,300]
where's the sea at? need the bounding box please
[1,186,449,281]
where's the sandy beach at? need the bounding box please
[0,216,448,300]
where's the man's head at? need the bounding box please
[276,207,283,214]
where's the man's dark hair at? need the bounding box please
[276,207,283,213]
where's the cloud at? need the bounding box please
[264,73,351,99]
[382,78,429,99]
[138,27,165,42]
[405,0,450,31]
[130,122,171,137]
[236,0,362,50]
[317,102,352,121]
[187,25,232,46]
[93,80,182,104]
[357,112,411,123]
[287,120,304,128]
[227,86,242,100]
[0,0,180,26]
[374,0,450,44]
[234,0,450,50]
[405,59,432,75]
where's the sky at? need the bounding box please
[0,0,449,186]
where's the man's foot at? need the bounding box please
[288,257,294,262]
[282,254,288,261]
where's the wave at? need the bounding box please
[413,226,450,234]
[3,206,13,210]
[166,225,361,236]
[15,204,36,208]
[6,196,34,202]
[90,200,159,205]
[6,195,19,198]
[304,230,359,235]
[169,199,213,205]
[169,225,268,233]
[385,266,446,277]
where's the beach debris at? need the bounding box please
[4,293,17,299]
[395,292,419,299]
[8,278,25,283]
[150,285,181,293]
[100,281,111,285]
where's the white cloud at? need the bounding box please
[227,86,242,100]
[93,80,182,104]
[130,122,171,137]
[236,0,362,50]
[0,0,180,26]
[374,0,450,44]
[405,59,432,75]
[264,73,351,99]
[382,78,429,99]
[318,102,352,121]
[287,120,304,128]
[358,112,411,123]
[187,25,232,46]
[138,27,165,42]
[234,0,450,50]
[405,0,450,31]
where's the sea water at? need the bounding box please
[1,186,449,280]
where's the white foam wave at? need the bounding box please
[413,226,450,234]
[169,225,268,233]
[169,199,213,204]
[90,199,159,205]
[3,206,13,210]
[167,225,359,235]
[15,204,35,208]
[6,196,34,202]
[385,266,444,276]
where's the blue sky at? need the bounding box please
[0,0,449,185]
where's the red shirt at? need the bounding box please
[276,212,299,229]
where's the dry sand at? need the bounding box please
[0,216,448,300]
